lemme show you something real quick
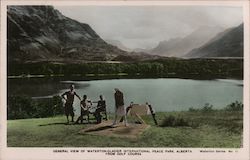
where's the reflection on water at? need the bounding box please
[8,78,243,115]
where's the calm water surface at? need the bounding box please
[8,78,243,115]
[60,78,243,115]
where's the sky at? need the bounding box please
[55,6,243,50]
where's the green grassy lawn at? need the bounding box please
[7,111,242,147]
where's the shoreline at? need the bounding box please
[7,73,243,80]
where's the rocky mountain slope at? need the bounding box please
[185,24,243,58]
[8,6,155,63]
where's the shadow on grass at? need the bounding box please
[39,121,98,126]
[39,122,69,126]
[84,126,113,132]
[74,121,97,125]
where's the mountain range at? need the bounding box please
[7,6,158,63]
[7,6,243,62]
[185,24,243,58]
[105,39,132,52]
[149,26,225,57]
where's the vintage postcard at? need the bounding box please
[0,0,249,160]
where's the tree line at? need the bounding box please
[8,59,243,79]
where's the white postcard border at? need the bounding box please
[0,1,249,160]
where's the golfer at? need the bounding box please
[111,88,127,127]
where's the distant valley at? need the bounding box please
[108,24,244,59]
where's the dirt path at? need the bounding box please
[79,120,150,139]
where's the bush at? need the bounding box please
[52,96,64,115]
[188,107,198,112]
[8,95,33,119]
[160,115,189,127]
[8,95,64,119]
[224,101,243,111]
[188,103,214,112]
[201,103,214,112]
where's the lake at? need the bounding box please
[8,78,243,115]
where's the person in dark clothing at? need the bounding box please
[111,88,127,127]
[61,84,81,123]
[75,95,90,124]
[94,95,107,123]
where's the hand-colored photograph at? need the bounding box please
[7,4,244,148]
